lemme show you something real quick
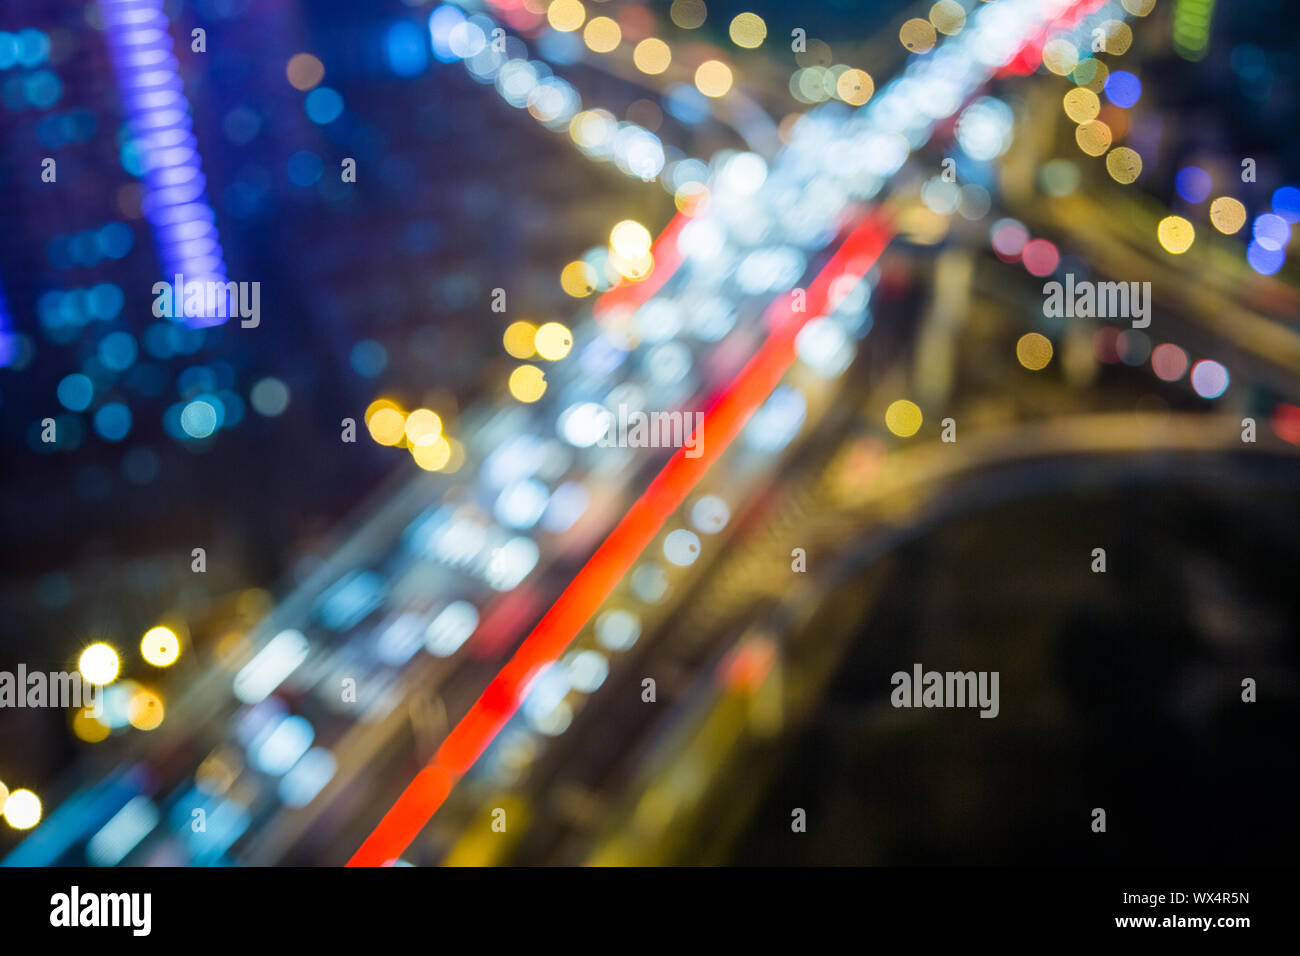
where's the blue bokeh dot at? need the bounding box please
[94,402,132,441]
[180,399,219,439]
[1174,166,1212,204]
[305,87,343,124]
[88,283,124,320]
[1253,213,1291,251]
[351,340,388,377]
[385,21,428,77]
[287,150,324,186]
[57,372,93,411]
[1246,240,1285,275]
[96,222,134,259]
[17,28,50,67]
[1104,71,1142,109]
[23,69,61,108]
[98,331,137,370]
[0,32,20,70]
[1272,185,1300,224]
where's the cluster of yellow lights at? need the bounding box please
[407,415,449,470]
[633,37,671,75]
[1060,7,1141,102]
[610,219,654,280]
[729,13,766,49]
[512,267,574,403]
[1016,333,1054,371]
[547,0,586,33]
[64,634,175,740]
[884,400,923,438]
[694,60,733,98]
[364,399,460,471]
[1049,19,1150,191]
[503,321,572,361]
[1157,215,1195,254]
[1,786,41,830]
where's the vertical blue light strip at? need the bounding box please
[101,0,229,328]
[0,282,16,367]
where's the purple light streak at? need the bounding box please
[101,0,228,328]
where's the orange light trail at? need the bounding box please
[348,214,892,866]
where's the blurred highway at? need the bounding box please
[6,0,1298,868]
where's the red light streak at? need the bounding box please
[348,215,892,866]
